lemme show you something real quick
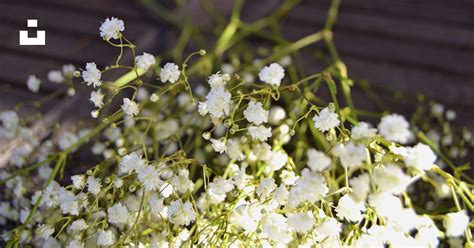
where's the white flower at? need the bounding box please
[198,102,208,116]
[351,122,377,140]
[269,106,286,124]
[280,170,298,185]
[57,187,79,215]
[349,173,371,202]
[261,213,292,244]
[338,141,366,169]
[404,143,436,171]
[170,169,194,194]
[210,139,226,153]
[446,110,456,121]
[259,63,285,87]
[208,72,230,89]
[99,17,124,40]
[313,106,340,132]
[137,165,163,191]
[135,52,156,71]
[230,204,260,232]
[121,98,139,116]
[90,90,105,108]
[62,64,76,76]
[167,200,195,226]
[97,229,116,246]
[374,164,412,194]
[69,219,88,232]
[82,62,102,88]
[267,150,288,171]
[289,169,329,207]
[444,210,469,237]
[160,63,180,84]
[256,178,276,199]
[226,138,244,160]
[47,70,64,83]
[378,114,412,144]
[58,131,78,151]
[1,111,19,131]
[120,152,145,174]
[68,239,84,248]
[107,203,131,224]
[335,194,365,222]
[208,178,234,204]
[27,75,41,92]
[86,176,101,195]
[307,149,331,172]
[243,101,269,125]
[148,193,164,217]
[313,217,341,242]
[205,87,232,119]
[37,224,54,240]
[287,211,314,233]
[248,125,272,141]
[368,192,403,219]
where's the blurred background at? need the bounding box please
[0,0,473,162]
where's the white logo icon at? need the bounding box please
[19,19,46,46]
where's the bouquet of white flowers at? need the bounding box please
[0,1,472,247]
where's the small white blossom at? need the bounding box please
[135,52,156,71]
[378,114,412,144]
[1,111,19,131]
[208,72,230,89]
[261,213,292,244]
[259,63,285,87]
[338,142,367,169]
[287,211,314,233]
[307,149,331,172]
[69,219,88,232]
[27,75,41,93]
[208,178,234,204]
[404,143,436,171]
[256,178,276,199]
[58,131,78,151]
[205,87,232,119]
[167,200,195,226]
[99,17,124,41]
[121,98,139,116]
[137,165,163,191]
[444,210,469,237]
[349,173,371,202]
[90,90,105,108]
[313,106,340,132]
[120,152,146,174]
[335,194,365,222]
[97,229,116,246]
[351,122,377,140]
[82,62,102,88]
[243,101,269,125]
[62,64,76,76]
[248,125,272,141]
[160,63,180,84]
[210,139,226,154]
[47,70,64,83]
[86,176,101,195]
[107,203,131,224]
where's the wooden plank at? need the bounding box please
[0,25,116,66]
[0,2,154,38]
[286,5,474,50]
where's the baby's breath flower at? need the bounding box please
[248,125,272,141]
[351,122,377,140]
[82,62,102,88]
[338,141,366,169]
[335,194,365,222]
[121,98,139,116]
[261,213,292,244]
[207,72,229,89]
[210,138,226,153]
[378,114,411,144]
[243,101,268,125]
[204,87,232,120]
[68,219,88,232]
[1,111,19,131]
[160,63,180,84]
[313,106,340,132]
[120,152,145,174]
[307,148,331,172]
[107,202,132,224]
[404,143,436,171]
[256,178,276,199]
[90,90,105,108]
[47,70,64,84]
[58,131,78,151]
[137,165,163,191]
[135,52,156,71]
[62,64,76,76]
[287,211,314,233]
[99,17,125,41]
[349,173,370,202]
[444,210,469,237]
[86,176,101,195]
[97,229,116,246]
[258,63,285,87]
[26,75,41,93]
[167,200,195,226]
